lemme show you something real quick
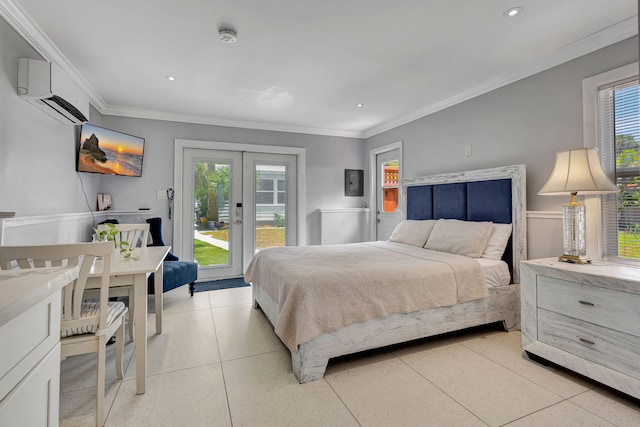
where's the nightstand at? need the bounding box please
[521,258,640,400]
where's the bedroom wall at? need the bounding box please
[0,15,366,247]
[0,16,101,217]
[365,36,639,259]
[97,114,366,246]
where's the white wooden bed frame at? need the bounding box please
[252,165,527,383]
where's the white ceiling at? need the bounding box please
[1,0,637,138]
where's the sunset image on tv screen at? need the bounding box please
[77,124,145,177]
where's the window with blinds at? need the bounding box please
[598,78,640,262]
[256,178,275,204]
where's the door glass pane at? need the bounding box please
[255,164,286,251]
[381,160,399,213]
[193,161,231,266]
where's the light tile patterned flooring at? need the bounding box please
[60,286,640,426]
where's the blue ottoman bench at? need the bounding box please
[146,217,199,296]
[147,260,199,296]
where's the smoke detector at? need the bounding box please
[219,27,237,43]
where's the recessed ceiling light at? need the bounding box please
[356,103,364,108]
[166,76,176,81]
[503,7,523,17]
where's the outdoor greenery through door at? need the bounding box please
[193,160,286,266]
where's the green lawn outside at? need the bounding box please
[202,227,285,249]
[194,239,228,266]
[619,231,640,258]
[196,227,285,267]
[204,229,229,241]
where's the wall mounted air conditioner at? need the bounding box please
[17,58,89,124]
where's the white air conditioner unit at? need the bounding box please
[17,58,89,124]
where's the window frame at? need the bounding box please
[582,62,639,263]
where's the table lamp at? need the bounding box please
[538,148,618,264]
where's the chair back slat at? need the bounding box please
[0,242,114,328]
[97,223,150,248]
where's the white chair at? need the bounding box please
[95,222,149,341]
[0,242,125,427]
[96,222,150,249]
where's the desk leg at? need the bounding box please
[134,273,147,394]
[154,261,163,334]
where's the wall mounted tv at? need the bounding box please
[77,124,145,177]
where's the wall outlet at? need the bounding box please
[156,190,167,200]
[464,144,472,157]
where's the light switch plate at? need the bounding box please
[464,144,472,157]
[157,190,167,200]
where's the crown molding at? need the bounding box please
[2,0,636,140]
[361,15,638,139]
[100,105,362,138]
[0,0,108,111]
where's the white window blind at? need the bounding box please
[598,77,640,261]
[256,178,275,204]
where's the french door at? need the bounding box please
[242,152,297,271]
[181,148,297,281]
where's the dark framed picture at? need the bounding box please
[344,169,364,196]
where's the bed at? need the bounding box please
[247,164,526,383]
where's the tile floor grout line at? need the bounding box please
[210,304,235,427]
[60,288,639,425]
[457,335,574,402]
[322,377,364,427]
[568,390,630,427]
[392,349,491,427]
[103,379,124,426]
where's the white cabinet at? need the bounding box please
[319,208,370,244]
[521,258,640,399]
[0,342,60,426]
[0,267,78,427]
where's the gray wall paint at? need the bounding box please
[0,16,101,216]
[96,117,366,246]
[365,36,638,213]
[365,36,637,258]
[2,9,637,257]
[0,16,365,246]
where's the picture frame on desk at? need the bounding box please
[97,193,112,211]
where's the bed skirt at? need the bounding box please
[253,283,520,383]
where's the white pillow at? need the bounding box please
[389,220,437,247]
[424,219,493,258]
[482,223,512,260]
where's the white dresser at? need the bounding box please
[521,258,640,399]
[0,267,78,427]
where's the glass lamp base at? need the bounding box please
[558,254,591,264]
[561,197,588,263]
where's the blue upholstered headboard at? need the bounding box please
[403,165,526,284]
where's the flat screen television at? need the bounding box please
[77,123,145,177]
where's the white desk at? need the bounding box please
[87,245,169,394]
[0,266,79,427]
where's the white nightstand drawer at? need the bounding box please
[537,275,640,337]
[538,309,640,380]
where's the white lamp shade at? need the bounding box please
[538,148,619,195]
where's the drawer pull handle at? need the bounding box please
[578,300,595,307]
[579,337,595,346]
